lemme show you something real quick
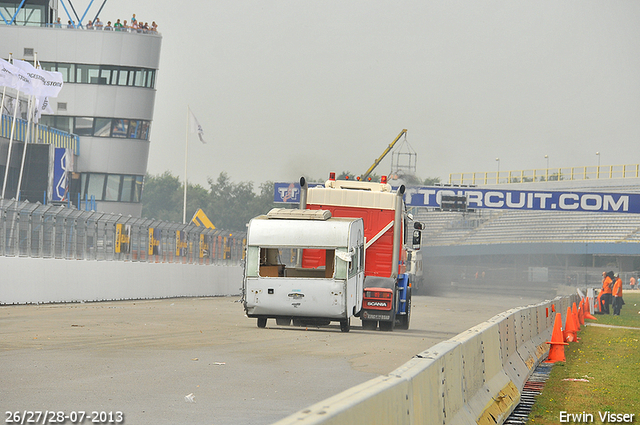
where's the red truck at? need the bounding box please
[300,173,422,331]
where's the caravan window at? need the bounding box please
[247,245,352,279]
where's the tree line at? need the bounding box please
[141,171,441,231]
[141,171,275,231]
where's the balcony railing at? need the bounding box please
[449,165,640,185]
[1,113,79,155]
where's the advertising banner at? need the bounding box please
[52,148,70,202]
[199,234,209,259]
[175,230,188,257]
[404,186,640,214]
[148,228,161,256]
[273,182,324,203]
[115,223,131,254]
[274,182,640,214]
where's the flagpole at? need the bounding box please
[16,94,34,201]
[1,53,15,200]
[183,106,189,224]
[0,53,11,119]
[2,87,20,200]
[16,54,37,202]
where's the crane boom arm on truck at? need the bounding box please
[361,129,408,181]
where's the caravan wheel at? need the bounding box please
[340,319,350,332]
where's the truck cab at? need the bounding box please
[302,174,419,331]
[243,208,365,332]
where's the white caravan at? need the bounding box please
[243,208,365,332]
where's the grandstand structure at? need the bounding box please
[415,174,640,292]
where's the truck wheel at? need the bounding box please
[379,320,394,331]
[396,288,412,330]
[340,319,350,332]
[276,317,291,326]
[361,320,377,330]
[257,318,267,328]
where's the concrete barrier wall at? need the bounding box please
[274,294,579,425]
[0,256,243,304]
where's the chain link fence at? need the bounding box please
[0,199,245,264]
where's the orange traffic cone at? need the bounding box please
[563,306,578,343]
[572,302,581,331]
[545,312,568,363]
[584,296,598,321]
[577,300,585,326]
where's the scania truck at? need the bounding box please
[301,173,421,331]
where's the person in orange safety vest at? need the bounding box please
[601,271,614,314]
[612,273,623,315]
[595,289,603,314]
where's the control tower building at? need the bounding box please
[0,0,161,216]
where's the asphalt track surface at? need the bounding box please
[1,288,558,425]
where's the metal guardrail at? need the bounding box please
[449,164,640,185]
[1,113,79,155]
[0,199,245,264]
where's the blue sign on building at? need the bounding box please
[274,182,324,203]
[52,147,70,202]
[405,186,640,213]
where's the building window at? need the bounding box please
[94,118,112,137]
[86,173,106,200]
[127,120,139,138]
[57,63,75,83]
[42,116,151,141]
[133,176,143,202]
[112,119,128,138]
[41,116,73,133]
[139,121,150,139]
[121,175,134,202]
[80,173,144,203]
[74,117,94,136]
[39,62,156,88]
[4,3,45,26]
[118,69,129,86]
[40,62,56,72]
[104,175,121,201]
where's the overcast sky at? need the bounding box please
[95,1,640,187]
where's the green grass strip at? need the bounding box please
[528,291,640,424]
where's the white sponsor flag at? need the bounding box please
[0,58,34,95]
[189,108,207,144]
[0,61,7,87]
[33,96,54,123]
[12,59,64,98]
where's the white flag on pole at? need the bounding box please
[34,96,54,123]
[188,108,207,144]
[0,58,34,95]
[12,59,64,98]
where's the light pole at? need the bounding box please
[495,157,500,183]
[596,152,600,178]
[544,154,549,181]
